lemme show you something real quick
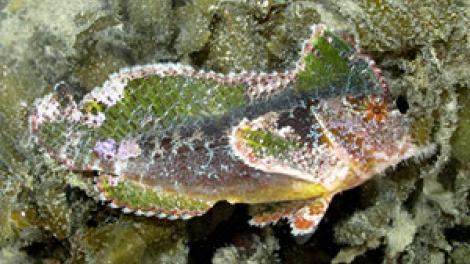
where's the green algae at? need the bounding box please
[174,0,216,58]
[75,219,187,264]
[334,0,461,52]
[0,179,20,244]
[206,3,269,72]
[125,0,175,62]
[0,245,34,264]
[33,181,73,240]
[72,15,130,91]
[0,64,48,246]
[203,1,322,72]
[451,88,470,164]
[450,243,470,264]
[263,2,322,69]
[72,0,177,91]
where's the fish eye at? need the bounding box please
[395,95,409,114]
[373,106,382,114]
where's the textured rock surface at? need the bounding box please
[0,0,469,263]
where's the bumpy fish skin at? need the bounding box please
[30,24,428,236]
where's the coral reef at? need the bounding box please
[72,218,187,263]
[452,88,470,164]
[212,231,280,264]
[0,0,469,263]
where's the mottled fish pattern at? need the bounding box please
[30,24,430,236]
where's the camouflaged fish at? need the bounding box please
[30,24,430,236]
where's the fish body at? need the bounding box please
[30,24,427,235]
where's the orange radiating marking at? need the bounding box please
[365,99,387,123]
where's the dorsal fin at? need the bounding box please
[294,24,388,100]
[30,64,249,171]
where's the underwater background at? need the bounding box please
[0,0,469,263]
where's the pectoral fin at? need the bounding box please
[289,194,333,236]
[248,194,333,236]
[248,200,307,227]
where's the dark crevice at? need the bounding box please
[378,47,420,78]
[22,237,70,263]
[351,245,385,264]
[172,0,191,9]
[396,95,409,114]
[437,159,458,191]
[403,178,423,213]
[189,13,221,67]
[187,203,252,264]
[116,0,130,22]
[189,44,211,68]
[445,226,470,243]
